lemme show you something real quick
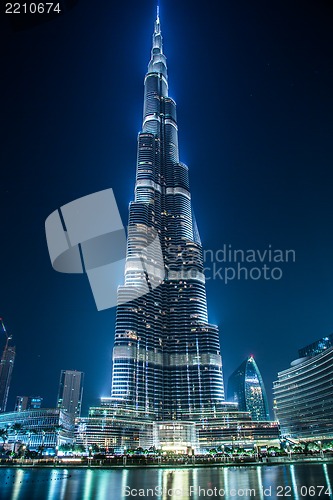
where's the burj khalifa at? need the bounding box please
[110,9,225,422]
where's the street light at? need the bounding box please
[318,441,324,459]
[88,446,93,467]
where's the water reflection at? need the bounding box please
[256,467,264,500]
[0,463,332,499]
[11,468,24,500]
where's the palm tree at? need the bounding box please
[91,443,100,453]
[308,441,320,453]
[52,425,63,455]
[73,444,85,455]
[38,428,48,457]
[59,443,71,454]
[10,423,23,454]
[0,427,9,450]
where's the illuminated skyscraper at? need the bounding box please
[273,336,333,439]
[57,370,84,418]
[110,9,225,420]
[228,356,270,421]
[298,333,333,358]
[0,319,15,413]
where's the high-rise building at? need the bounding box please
[14,396,43,412]
[228,356,270,421]
[57,370,84,418]
[110,8,225,421]
[273,336,333,439]
[298,333,333,358]
[76,10,280,453]
[0,319,15,413]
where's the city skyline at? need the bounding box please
[1,0,333,414]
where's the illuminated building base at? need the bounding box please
[153,421,197,454]
[75,401,280,454]
[0,408,74,452]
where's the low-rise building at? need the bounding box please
[75,400,280,454]
[0,408,74,453]
[14,396,43,412]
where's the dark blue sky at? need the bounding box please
[1,0,333,415]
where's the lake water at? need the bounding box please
[1,463,333,499]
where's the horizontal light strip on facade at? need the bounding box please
[136,179,162,192]
[166,187,191,199]
[167,353,222,367]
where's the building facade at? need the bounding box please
[0,408,74,452]
[75,400,279,453]
[14,396,43,412]
[76,400,154,452]
[228,356,270,421]
[77,10,279,453]
[0,325,15,413]
[273,339,333,439]
[110,8,224,423]
[298,333,333,358]
[57,370,84,418]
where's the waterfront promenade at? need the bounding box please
[1,453,332,469]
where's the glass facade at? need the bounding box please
[110,10,224,420]
[14,396,43,412]
[57,370,84,418]
[197,418,279,450]
[0,343,15,413]
[273,346,333,439]
[75,402,279,453]
[0,408,74,450]
[153,422,197,453]
[227,356,270,421]
[298,333,333,358]
[76,406,154,453]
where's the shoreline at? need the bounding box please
[1,457,332,470]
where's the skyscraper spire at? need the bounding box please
[149,4,165,78]
[154,5,161,39]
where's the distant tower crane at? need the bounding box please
[0,318,12,351]
[0,318,16,413]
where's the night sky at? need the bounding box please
[1,0,333,416]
